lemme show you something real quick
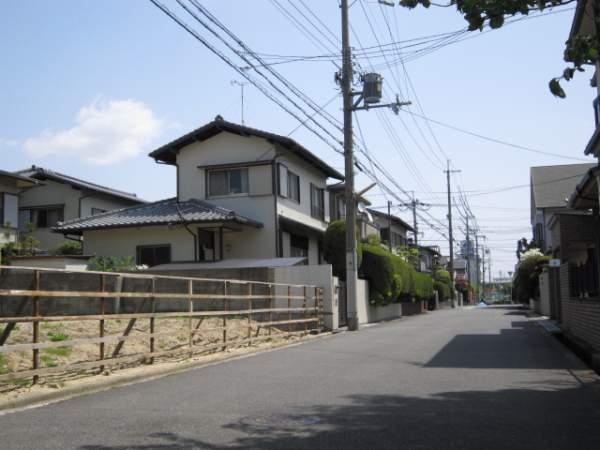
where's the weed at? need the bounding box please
[40,355,57,367]
[44,347,71,357]
[0,354,8,375]
[7,378,30,387]
[48,332,69,342]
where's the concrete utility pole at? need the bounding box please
[481,245,486,300]
[444,161,461,296]
[340,0,410,331]
[465,215,470,285]
[411,193,419,247]
[341,0,358,331]
[387,200,393,252]
[475,234,483,300]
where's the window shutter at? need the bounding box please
[278,164,288,198]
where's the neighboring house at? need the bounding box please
[328,182,378,241]
[418,245,441,273]
[532,0,600,367]
[366,207,414,251]
[530,163,595,253]
[15,166,146,252]
[0,170,37,247]
[55,116,343,267]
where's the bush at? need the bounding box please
[54,240,83,256]
[87,256,136,272]
[514,249,550,303]
[360,243,434,305]
[433,269,452,301]
[323,220,362,280]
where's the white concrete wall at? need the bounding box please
[277,152,330,232]
[356,279,403,324]
[10,256,90,270]
[272,264,337,330]
[538,271,552,317]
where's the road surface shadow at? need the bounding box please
[78,386,600,450]
[424,320,572,369]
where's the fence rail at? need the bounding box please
[0,265,324,385]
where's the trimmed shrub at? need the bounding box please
[54,240,83,256]
[514,249,549,303]
[360,244,434,305]
[433,269,452,301]
[87,256,136,272]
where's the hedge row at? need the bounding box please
[360,244,434,305]
[433,269,453,301]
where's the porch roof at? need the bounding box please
[53,197,263,234]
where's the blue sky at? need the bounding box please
[0,1,594,275]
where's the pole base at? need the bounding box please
[347,316,360,331]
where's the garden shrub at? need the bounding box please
[87,256,136,272]
[514,249,550,303]
[433,269,452,301]
[361,244,434,305]
[53,240,83,256]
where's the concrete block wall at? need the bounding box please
[561,298,600,353]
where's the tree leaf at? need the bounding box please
[549,78,566,99]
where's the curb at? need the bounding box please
[0,331,336,415]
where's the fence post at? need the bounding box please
[268,284,273,338]
[99,274,106,373]
[149,277,156,364]
[32,270,40,385]
[188,279,193,357]
[287,285,292,337]
[247,284,252,347]
[222,281,228,352]
[303,285,308,335]
[315,286,319,332]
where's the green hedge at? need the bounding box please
[433,269,452,301]
[360,244,434,305]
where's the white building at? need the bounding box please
[0,170,38,247]
[55,116,343,267]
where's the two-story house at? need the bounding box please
[530,163,594,252]
[366,207,414,250]
[0,170,38,247]
[14,166,145,252]
[54,116,343,267]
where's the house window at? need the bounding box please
[310,184,325,220]
[290,234,309,264]
[91,207,107,216]
[208,168,249,197]
[136,244,171,267]
[287,171,300,203]
[19,206,64,229]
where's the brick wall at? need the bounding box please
[560,263,600,352]
[561,298,600,352]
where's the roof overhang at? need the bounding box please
[568,0,595,46]
[568,165,599,209]
[0,170,39,189]
[149,116,344,180]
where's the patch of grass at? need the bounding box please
[7,378,30,387]
[40,355,58,367]
[48,332,69,342]
[0,354,8,375]
[43,347,72,357]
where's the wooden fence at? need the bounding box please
[0,265,323,385]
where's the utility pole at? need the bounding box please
[339,0,410,331]
[475,234,482,300]
[341,0,358,331]
[481,245,486,300]
[230,80,248,124]
[465,215,470,285]
[444,160,461,301]
[411,193,419,247]
[387,200,392,252]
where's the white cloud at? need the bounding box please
[0,138,17,147]
[23,99,162,165]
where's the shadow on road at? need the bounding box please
[425,319,571,369]
[79,386,600,450]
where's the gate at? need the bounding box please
[337,280,347,327]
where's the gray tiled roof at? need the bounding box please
[530,163,595,209]
[15,166,145,203]
[54,198,263,233]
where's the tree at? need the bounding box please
[399,0,597,97]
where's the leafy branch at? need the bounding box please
[399,0,597,97]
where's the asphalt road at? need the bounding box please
[2,306,600,450]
